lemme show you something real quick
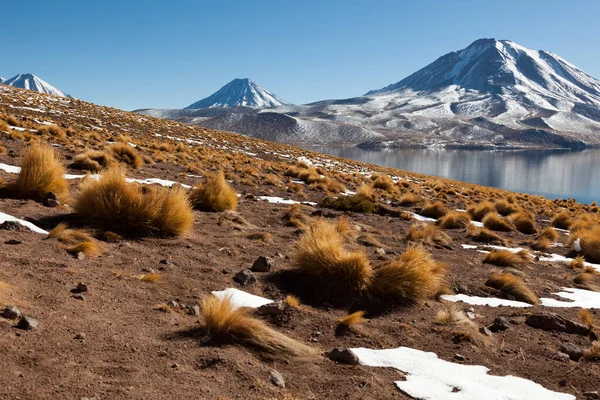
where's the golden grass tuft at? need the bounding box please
[437,211,471,229]
[397,193,422,206]
[466,226,507,245]
[201,295,314,357]
[7,143,68,201]
[580,309,596,330]
[190,171,238,212]
[551,211,572,230]
[485,272,539,304]
[538,227,559,242]
[406,223,451,247]
[467,201,495,221]
[282,204,311,230]
[246,232,273,242]
[319,193,375,214]
[583,341,600,360]
[435,306,472,326]
[420,201,448,219]
[293,219,372,295]
[66,241,102,256]
[531,236,552,251]
[483,249,530,267]
[357,233,384,248]
[284,295,300,308]
[569,256,585,269]
[482,212,514,232]
[110,142,143,169]
[70,150,115,172]
[338,310,366,327]
[508,211,537,234]
[372,174,395,192]
[369,245,446,303]
[74,169,193,236]
[494,200,520,216]
[570,225,600,263]
[140,273,162,283]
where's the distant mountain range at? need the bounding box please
[138,39,600,148]
[0,73,72,98]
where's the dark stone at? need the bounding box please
[17,316,39,330]
[159,259,173,266]
[269,369,285,388]
[489,317,511,332]
[525,313,589,335]
[456,285,469,294]
[2,306,22,320]
[4,239,22,245]
[327,348,359,365]
[479,326,493,336]
[560,342,582,361]
[584,391,599,399]
[0,221,22,231]
[72,294,85,300]
[71,282,88,293]
[188,305,201,317]
[74,332,86,340]
[234,269,256,286]
[43,192,60,207]
[454,354,465,361]
[257,301,286,316]
[251,256,272,273]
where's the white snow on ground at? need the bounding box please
[441,294,532,308]
[211,288,273,310]
[461,244,478,249]
[408,212,437,222]
[350,346,574,400]
[540,288,600,308]
[0,163,21,174]
[539,253,600,272]
[125,178,191,189]
[258,196,317,206]
[0,211,48,234]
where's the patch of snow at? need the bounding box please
[258,196,317,206]
[0,163,21,174]
[541,288,600,309]
[0,211,48,234]
[350,346,573,400]
[441,294,532,308]
[211,288,273,310]
[461,244,478,249]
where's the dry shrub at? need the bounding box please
[483,249,530,267]
[356,184,373,199]
[71,150,115,172]
[110,142,143,168]
[74,169,193,236]
[284,295,300,308]
[140,273,162,283]
[466,226,507,245]
[482,212,514,232]
[406,223,451,247]
[369,245,446,303]
[218,210,255,230]
[201,295,313,357]
[7,143,67,201]
[531,236,551,251]
[0,120,9,132]
[583,341,600,360]
[569,256,585,269]
[574,273,594,285]
[263,174,283,187]
[570,215,599,234]
[435,306,470,325]
[420,201,448,219]
[320,193,375,214]
[570,225,600,263]
[282,204,310,230]
[397,193,422,206]
[485,272,538,304]
[357,233,384,248]
[293,219,372,296]
[538,227,559,242]
[37,125,66,139]
[508,211,537,234]
[372,174,395,192]
[580,309,596,331]
[551,211,572,230]
[66,241,102,256]
[190,171,238,212]
[437,211,471,229]
[338,310,366,328]
[494,200,520,216]
[467,201,495,221]
[246,232,272,242]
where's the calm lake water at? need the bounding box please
[299,146,600,204]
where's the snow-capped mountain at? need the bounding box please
[139,39,600,147]
[186,78,291,109]
[1,73,70,98]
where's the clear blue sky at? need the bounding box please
[1,0,599,110]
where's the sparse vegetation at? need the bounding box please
[437,211,471,229]
[190,171,238,212]
[482,212,514,232]
[551,211,572,229]
[485,272,539,304]
[420,201,448,219]
[406,223,451,247]
[320,193,375,213]
[508,211,537,234]
[483,249,530,267]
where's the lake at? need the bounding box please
[299,146,600,205]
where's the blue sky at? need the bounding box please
[2,0,599,110]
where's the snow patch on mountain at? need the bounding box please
[186,78,291,109]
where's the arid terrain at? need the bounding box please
[1,84,600,399]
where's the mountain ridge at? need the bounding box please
[186,78,291,109]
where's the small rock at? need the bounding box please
[167,300,179,308]
[275,252,285,259]
[4,239,22,245]
[72,294,85,301]
[221,268,231,274]
[251,256,272,273]
[2,306,22,320]
[142,267,155,273]
[257,301,286,316]
[74,333,86,340]
[76,252,85,260]
[526,313,589,335]
[375,248,386,255]
[456,285,469,294]
[327,348,359,365]
[269,369,285,388]
[553,352,571,362]
[454,354,465,361]
[171,363,179,369]
[583,391,600,399]
[0,221,22,231]
[188,305,201,317]
[17,316,39,330]
[560,342,582,361]
[233,269,256,286]
[159,259,173,266]
[479,326,492,336]
[43,192,60,207]
[466,311,475,320]
[559,379,567,387]
[72,282,88,293]
[489,317,510,332]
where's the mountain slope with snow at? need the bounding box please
[1,73,70,98]
[186,78,291,109]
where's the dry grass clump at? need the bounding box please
[319,193,375,214]
[246,232,273,242]
[357,233,384,248]
[110,142,143,169]
[74,169,193,236]
[569,256,586,269]
[551,211,572,230]
[420,201,448,219]
[293,219,372,296]
[397,193,422,206]
[467,201,495,221]
[201,295,313,357]
[6,143,67,201]
[356,184,374,199]
[485,272,539,304]
[583,341,600,360]
[47,223,102,256]
[284,295,300,308]
[369,245,446,303]
[437,211,471,229]
[190,171,238,212]
[508,211,537,234]
[140,273,162,283]
[0,119,9,132]
[372,174,395,192]
[37,125,66,139]
[483,249,530,267]
[466,226,507,245]
[569,215,599,234]
[482,212,514,232]
[570,225,600,263]
[494,200,520,216]
[338,310,366,328]
[538,227,559,242]
[531,236,552,251]
[573,273,595,285]
[435,306,471,325]
[66,241,102,256]
[282,204,311,230]
[263,174,283,187]
[406,223,451,247]
[70,150,115,172]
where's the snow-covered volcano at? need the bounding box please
[186,78,291,109]
[1,73,71,98]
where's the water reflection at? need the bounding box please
[299,146,600,204]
